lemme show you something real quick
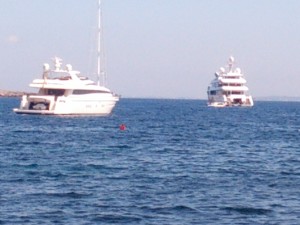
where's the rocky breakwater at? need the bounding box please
[0,90,25,97]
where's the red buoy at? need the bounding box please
[119,124,126,131]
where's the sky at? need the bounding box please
[1,0,300,99]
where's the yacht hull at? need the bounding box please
[14,94,119,116]
[208,95,254,107]
[13,109,55,115]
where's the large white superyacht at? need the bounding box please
[207,56,253,107]
[13,0,119,115]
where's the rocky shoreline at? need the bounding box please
[0,90,25,97]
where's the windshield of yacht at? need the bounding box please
[38,89,65,96]
[46,71,71,80]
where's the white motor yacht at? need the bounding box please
[14,0,119,115]
[207,56,253,107]
[13,57,119,115]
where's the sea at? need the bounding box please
[0,97,299,225]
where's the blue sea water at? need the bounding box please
[0,97,300,224]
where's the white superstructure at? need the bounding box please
[14,0,119,115]
[13,57,119,115]
[207,56,253,107]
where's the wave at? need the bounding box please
[29,191,92,199]
[140,204,199,214]
[222,206,272,215]
[91,214,142,223]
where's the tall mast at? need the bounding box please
[97,0,101,86]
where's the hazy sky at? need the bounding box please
[1,0,300,99]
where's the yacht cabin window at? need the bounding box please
[72,90,111,95]
[46,89,65,96]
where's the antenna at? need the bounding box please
[97,0,101,86]
[228,56,234,72]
